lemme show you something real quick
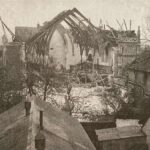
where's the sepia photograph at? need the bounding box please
[0,0,150,149]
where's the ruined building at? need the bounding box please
[115,28,141,77]
[0,8,141,80]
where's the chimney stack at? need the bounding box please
[113,48,119,77]
[35,110,45,150]
[40,110,44,130]
[24,101,31,116]
[137,26,140,42]
[35,131,46,150]
[37,23,40,29]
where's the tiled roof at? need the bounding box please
[128,49,150,72]
[96,126,144,141]
[0,97,96,150]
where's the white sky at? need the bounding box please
[0,0,150,34]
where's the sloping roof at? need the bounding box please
[33,98,96,150]
[128,49,150,72]
[96,126,144,141]
[15,26,38,42]
[0,97,96,150]
[0,103,30,150]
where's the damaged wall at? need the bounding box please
[48,25,87,70]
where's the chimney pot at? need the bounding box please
[37,23,40,29]
[35,131,46,150]
[24,101,31,116]
[40,110,44,130]
[137,26,140,42]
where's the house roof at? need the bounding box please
[0,102,30,150]
[0,96,96,150]
[15,26,38,42]
[96,126,144,141]
[116,119,140,127]
[128,49,150,72]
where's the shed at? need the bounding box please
[81,115,116,148]
[96,126,147,150]
[127,49,150,94]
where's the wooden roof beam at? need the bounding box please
[70,13,87,29]
[72,8,97,31]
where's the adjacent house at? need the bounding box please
[96,126,148,150]
[81,115,116,149]
[95,117,150,150]
[4,42,25,79]
[127,48,150,94]
[15,26,39,42]
[0,96,96,150]
[113,29,141,77]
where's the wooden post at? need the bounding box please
[113,48,118,77]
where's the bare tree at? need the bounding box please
[26,57,67,101]
[97,85,128,115]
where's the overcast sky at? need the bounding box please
[0,0,150,34]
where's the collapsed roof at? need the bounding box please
[26,8,97,55]
[24,7,139,62]
[26,8,117,57]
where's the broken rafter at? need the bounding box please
[67,16,82,30]
[27,9,73,44]
[27,7,98,59]
[130,20,132,30]
[28,8,97,45]
[106,25,117,39]
[66,16,85,43]
[73,8,97,31]
[116,19,123,30]
[70,13,87,29]
[64,19,76,29]
[123,19,128,31]
[0,17,15,40]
